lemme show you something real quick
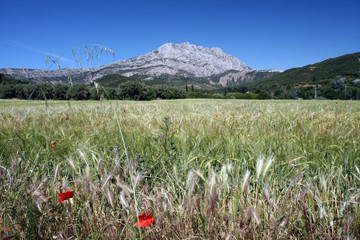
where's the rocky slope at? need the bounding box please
[0,42,278,87]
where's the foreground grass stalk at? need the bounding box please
[115,113,142,239]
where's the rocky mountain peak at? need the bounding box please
[115,42,252,77]
[0,42,278,86]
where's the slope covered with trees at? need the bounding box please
[240,52,360,99]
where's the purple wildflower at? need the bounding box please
[113,147,118,154]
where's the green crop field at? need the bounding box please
[1,99,360,239]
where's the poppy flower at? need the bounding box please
[136,211,154,227]
[216,115,219,117]
[58,190,74,204]
[336,102,338,104]
[65,116,69,120]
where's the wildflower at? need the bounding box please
[58,190,74,204]
[160,134,164,138]
[65,116,69,120]
[336,102,338,104]
[113,147,118,154]
[97,123,99,126]
[216,115,219,117]
[219,104,221,106]
[136,211,154,227]
[83,125,86,127]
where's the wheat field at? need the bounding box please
[0,99,359,239]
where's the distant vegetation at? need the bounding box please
[0,74,266,100]
[1,52,360,100]
[0,74,187,101]
[238,52,360,99]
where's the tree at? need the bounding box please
[53,84,70,100]
[38,83,54,99]
[0,85,15,99]
[117,81,148,100]
[66,84,90,100]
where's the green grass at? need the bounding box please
[0,99,360,239]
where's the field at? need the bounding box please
[0,99,360,239]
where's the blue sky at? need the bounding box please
[1,0,359,71]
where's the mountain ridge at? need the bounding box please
[0,42,278,87]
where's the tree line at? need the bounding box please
[0,78,187,100]
[3,74,358,100]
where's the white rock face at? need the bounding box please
[111,42,252,77]
[0,42,276,85]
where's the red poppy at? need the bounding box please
[136,211,154,227]
[65,116,69,120]
[58,190,74,204]
[336,102,338,104]
[53,141,57,145]
[219,104,221,106]
[216,115,219,117]
[97,123,99,126]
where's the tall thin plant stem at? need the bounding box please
[115,113,142,239]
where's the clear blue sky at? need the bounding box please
[1,0,359,71]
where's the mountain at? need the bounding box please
[0,42,278,88]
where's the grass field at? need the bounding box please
[0,99,359,239]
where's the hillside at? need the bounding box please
[241,52,360,99]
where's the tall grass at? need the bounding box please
[0,99,359,239]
